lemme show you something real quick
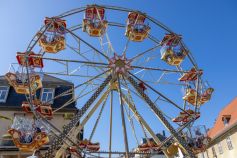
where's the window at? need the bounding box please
[218,142,223,154]
[0,86,10,103]
[226,136,233,150]
[41,88,55,104]
[212,146,217,158]
[222,115,231,126]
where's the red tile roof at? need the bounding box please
[208,97,237,139]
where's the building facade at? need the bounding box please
[0,74,79,158]
[197,97,237,158]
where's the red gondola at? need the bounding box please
[136,141,160,152]
[79,139,100,151]
[160,33,182,47]
[16,52,44,68]
[44,17,66,34]
[172,110,200,123]
[183,88,214,105]
[22,99,53,119]
[179,68,203,82]
[82,6,108,37]
[37,33,65,53]
[125,12,150,42]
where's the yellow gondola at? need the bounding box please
[135,141,160,152]
[38,33,65,53]
[125,12,150,42]
[183,88,214,105]
[5,72,42,95]
[160,46,187,66]
[22,99,53,119]
[166,143,185,156]
[79,139,100,151]
[8,129,49,152]
[82,6,108,37]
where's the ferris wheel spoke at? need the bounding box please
[53,84,99,113]
[66,28,110,61]
[43,74,112,157]
[66,43,105,75]
[55,88,111,158]
[109,91,113,158]
[148,34,161,44]
[126,75,196,157]
[117,77,129,157]
[150,117,197,154]
[42,56,108,67]
[128,72,191,116]
[122,39,130,55]
[89,92,109,141]
[132,65,188,73]
[122,78,176,125]
[131,44,160,62]
[44,70,109,105]
[68,24,82,32]
[122,77,149,147]
[121,92,170,157]
[123,97,139,146]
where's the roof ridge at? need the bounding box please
[42,74,73,84]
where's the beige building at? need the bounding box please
[0,75,79,158]
[197,97,237,158]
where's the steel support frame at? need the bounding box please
[121,92,170,157]
[55,87,111,157]
[126,75,196,158]
[43,74,112,158]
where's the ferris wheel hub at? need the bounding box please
[108,53,132,75]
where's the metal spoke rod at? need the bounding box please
[117,77,129,158]
[151,118,196,154]
[89,94,109,141]
[131,44,160,61]
[41,56,108,66]
[43,74,112,158]
[109,91,113,158]
[45,70,109,105]
[55,88,111,158]
[129,72,192,116]
[127,75,196,158]
[66,28,110,61]
[132,65,188,73]
[121,92,170,157]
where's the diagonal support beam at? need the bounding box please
[55,87,111,158]
[121,92,170,157]
[126,75,196,158]
[117,77,129,158]
[43,74,112,158]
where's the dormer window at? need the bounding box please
[0,86,10,103]
[41,88,55,104]
[222,115,231,126]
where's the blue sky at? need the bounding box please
[1,0,237,153]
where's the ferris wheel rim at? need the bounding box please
[12,3,211,157]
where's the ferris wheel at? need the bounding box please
[5,4,214,158]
